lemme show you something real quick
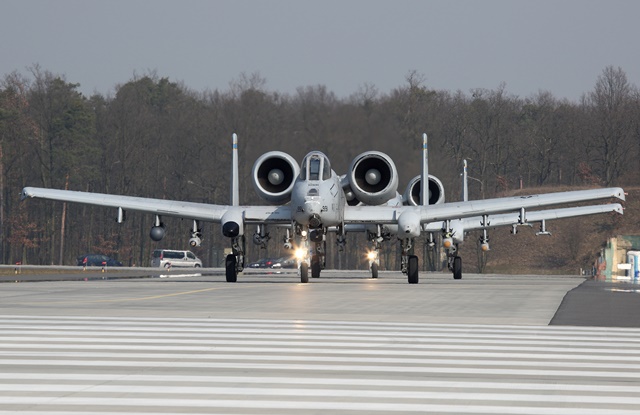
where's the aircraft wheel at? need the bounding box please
[371,263,378,279]
[225,254,237,282]
[300,263,309,283]
[407,255,419,284]
[453,256,462,280]
[311,256,321,278]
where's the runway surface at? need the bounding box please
[1,270,639,414]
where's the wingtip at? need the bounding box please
[20,187,31,201]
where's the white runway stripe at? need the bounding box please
[2,343,639,362]
[2,352,640,370]
[2,384,640,405]
[1,316,640,414]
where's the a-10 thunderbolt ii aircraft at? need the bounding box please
[21,133,625,283]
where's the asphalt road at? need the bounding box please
[0,269,583,324]
[551,278,640,327]
[2,267,638,326]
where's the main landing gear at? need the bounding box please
[448,253,462,280]
[225,236,246,283]
[400,238,419,284]
[442,223,463,280]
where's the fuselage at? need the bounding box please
[290,151,345,228]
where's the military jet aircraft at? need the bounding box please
[21,134,625,283]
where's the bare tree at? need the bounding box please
[583,66,636,185]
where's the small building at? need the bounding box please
[600,235,640,280]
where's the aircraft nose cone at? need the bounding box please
[304,200,321,215]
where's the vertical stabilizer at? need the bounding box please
[231,133,239,206]
[462,159,468,202]
[420,133,428,206]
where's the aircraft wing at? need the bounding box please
[20,187,292,224]
[343,187,625,224]
[423,203,624,232]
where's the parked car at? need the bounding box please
[247,257,296,269]
[77,254,123,267]
[247,258,273,268]
[151,249,202,268]
[270,256,296,269]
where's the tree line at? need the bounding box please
[0,65,638,268]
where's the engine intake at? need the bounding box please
[252,151,300,204]
[403,175,445,206]
[347,151,399,206]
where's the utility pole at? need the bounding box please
[59,174,69,265]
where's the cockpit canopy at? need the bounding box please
[300,151,331,181]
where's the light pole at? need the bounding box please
[186,180,213,203]
[467,175,484,199]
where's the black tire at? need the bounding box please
[453,256,462,280]
[407,255,419,284]
[300,263,309,283]
[371,263,378,279]
[225,254,237,283]
[164,263,171,269]
[311,256,321,278]
[194,264,201,268]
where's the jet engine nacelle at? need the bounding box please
[252,151,300,204]
[403,174,445,206]
[347,151,399,206]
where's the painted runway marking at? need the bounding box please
[16,287,221,305]
[1,316,640,414]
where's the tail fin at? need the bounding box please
[420,133,428,206]
[231,133,239,206]
[462,159,468,202]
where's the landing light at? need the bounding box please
[294,248,307,260]
[366,251,377,261]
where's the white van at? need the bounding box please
[151,249,202,268]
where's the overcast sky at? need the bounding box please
[2,0,638,101]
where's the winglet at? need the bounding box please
[420,133,428,206]
[231,133,239,206]
[462,159,468,202]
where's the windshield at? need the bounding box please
[300,152,331,181]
